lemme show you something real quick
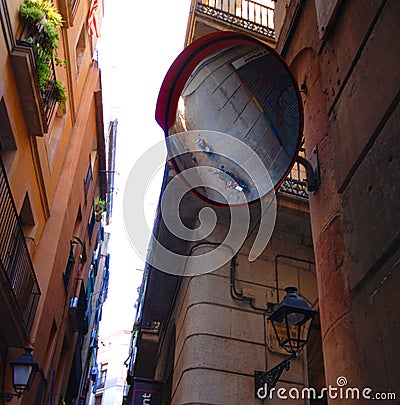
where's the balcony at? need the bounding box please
[95,370,107,390]
[0,156,41,345]
[140,321,161,343]
[10,11,66,136]
[69,278,89,335]
[194,0,275,39]
[279,160,308,199]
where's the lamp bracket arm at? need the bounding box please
[254,356,293,398]
[0,392,18,402]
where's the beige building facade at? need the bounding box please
[88,330,131,405]
[126,0,399,404]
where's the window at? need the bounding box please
[20,193,35,247]
[20,193,35,227]
[88,205,96,241]
[96,363,107,390]
[75,25,86,75]
[84,159,93,203]
[0,97,17,168]
[0,98,17,151]
[63,243,76,291]
[94,394,103,405]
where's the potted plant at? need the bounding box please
[19,0,63,29]
[95,200,106,213]
[95,200,106,222]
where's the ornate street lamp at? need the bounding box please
[255,286,317,399]
[269,286,317,356]
[0,348,38,402]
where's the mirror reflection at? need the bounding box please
[166,42,301,206]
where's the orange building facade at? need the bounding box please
[0,0,114,403]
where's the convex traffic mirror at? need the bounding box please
[156,31,303,207]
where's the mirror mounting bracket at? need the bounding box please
[297,146,320,192]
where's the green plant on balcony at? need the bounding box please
[18,0,67,106]
[132,321,141,336]
[19,0,63,27]
[53,78,67,108]
[95,200,106,213]
[95,200,106,222]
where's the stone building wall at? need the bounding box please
[274,0,400,397]
[154,196,321,404]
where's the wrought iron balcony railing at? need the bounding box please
[278,160,308,198]
[141,321,161,334]
[0,156,41,336]
[195,0,275,39]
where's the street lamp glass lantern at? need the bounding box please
[10,348,38,396]
[268,286,317,356]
